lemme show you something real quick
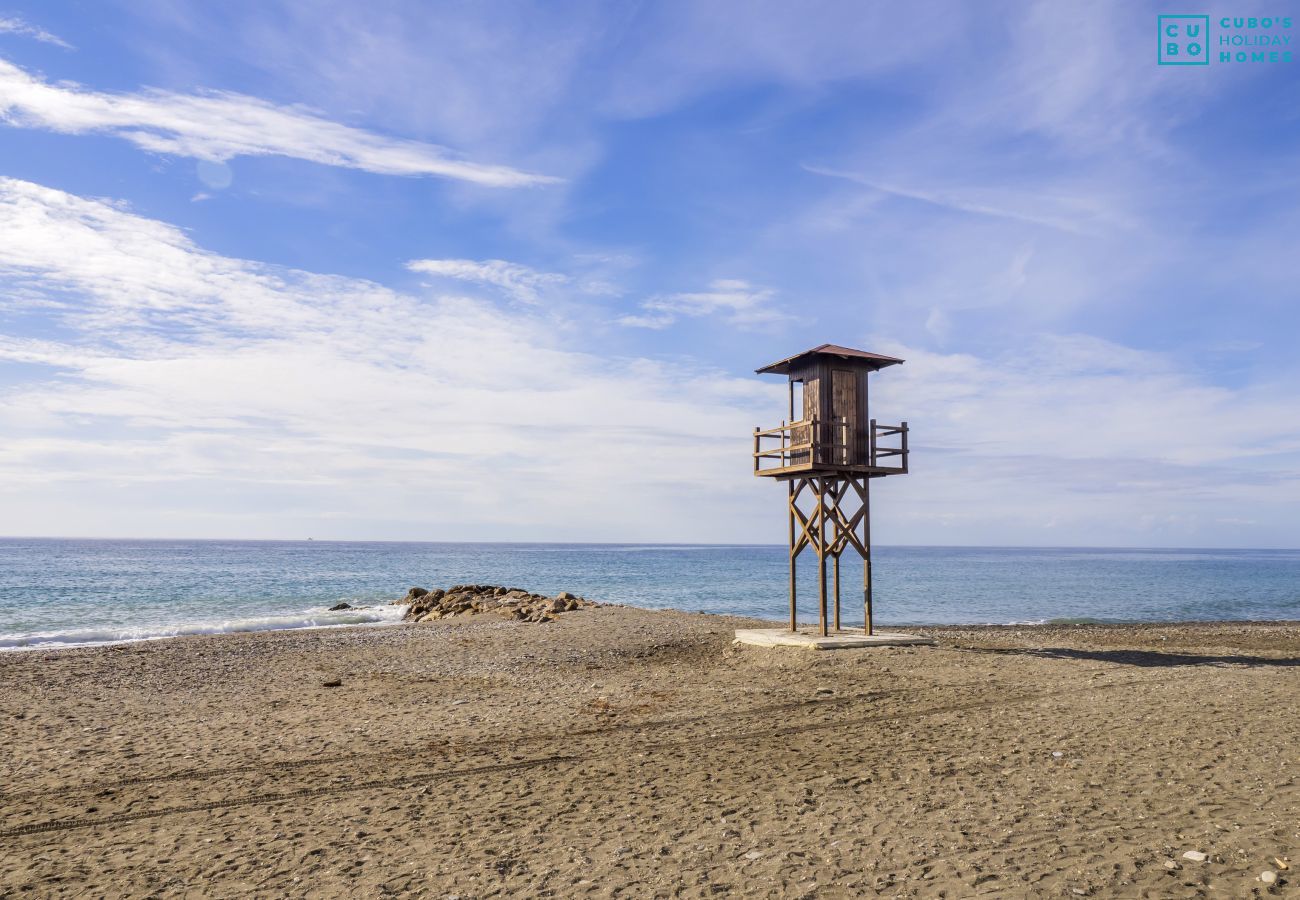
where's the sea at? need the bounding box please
[1,539,1297,651]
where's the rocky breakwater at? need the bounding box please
[394,585,600,624]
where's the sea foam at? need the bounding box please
[0,603,406,652]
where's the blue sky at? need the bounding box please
[1,1,1298,546]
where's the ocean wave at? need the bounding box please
[0,604,407,652]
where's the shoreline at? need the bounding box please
[4,609,1300,654]
[7,616,1300,655]
[2,606,1296,896]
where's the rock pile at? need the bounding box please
[394,585,599,624]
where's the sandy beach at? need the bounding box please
[1,606,1297,898]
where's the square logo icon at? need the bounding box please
[1159,15,1210,65]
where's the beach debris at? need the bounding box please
[1182,850,1208,862]
[321,679,343,688]
[329,603,353,611]
[1052,751,1064,758]
[395,584,601,624]
[1276,858,1290,870]
[1261,870,1277,884]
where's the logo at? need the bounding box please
[1157,15,1295,65]
[1159,15,1210,64]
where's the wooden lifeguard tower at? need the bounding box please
[750,344,912,642]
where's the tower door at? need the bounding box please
[796,377,819,465]
[831,370,857,465]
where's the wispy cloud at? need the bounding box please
[0,16,71,49]
[803,165,1128,237]
[1,178,1297,545]
[619,279,791,329]
[406,258,566,304]
[0,59,557,187]
[0,177,773,540]
[854,336,1300,546]
[1,0,1297,547]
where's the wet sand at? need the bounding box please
[1,608,1297,897]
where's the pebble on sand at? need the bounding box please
[1260,870,1277,884]
[321,679,343,688]
[1182,850,1208,862]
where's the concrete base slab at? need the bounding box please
[733,628,936,650]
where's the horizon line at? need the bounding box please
[1,536,1297,553]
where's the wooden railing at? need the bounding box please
[869,419,909,474]
[753,418,908,474]
[753,418,816,473]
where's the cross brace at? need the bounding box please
[786,475,873,637]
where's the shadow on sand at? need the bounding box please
[954,645,1300,669]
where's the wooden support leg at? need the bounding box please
[787,479,797,633]
[864,557,873,636]
[863,477,873,636]
[817,478,828,638]
[833,553,841,632]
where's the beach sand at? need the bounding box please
[1,607,1297,897]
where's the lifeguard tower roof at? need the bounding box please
[755,344,904,376]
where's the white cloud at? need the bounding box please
[616,312,675,330]
[0,16,71,49]
[1,179,1297,546]
[875,335,1298,467]
[0,177,774,540]
[406,258,566,304]
[923,308,951,344]
[863,336,1300,546]
[0,59,557,187]
[619,279,791,329]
